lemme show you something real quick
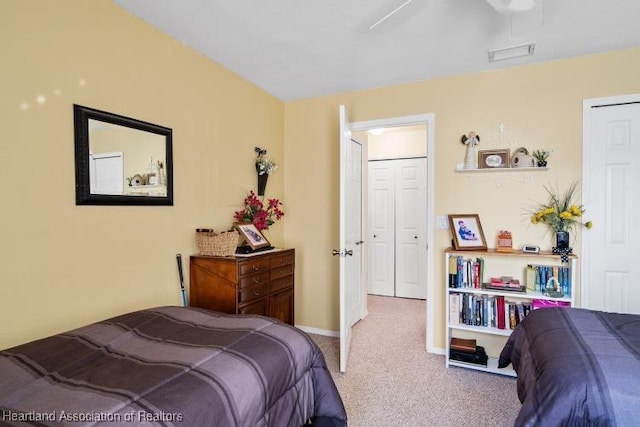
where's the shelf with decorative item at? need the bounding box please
[455,165,549,173]
[444,248,577,377]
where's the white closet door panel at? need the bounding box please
[395,158,427,299]
[368,162,395,296]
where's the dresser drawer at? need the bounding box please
[238,282,269,305]
[238,299,267,316]
[270,275,293,293]
[238,258,271,276]
[271,264,294,281]
[238,271,270,289]
[271,252,294,268]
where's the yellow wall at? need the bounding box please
[3,1,640,353]
[0,0,284,349]
[367,127,427,160]
[284,48,640,349]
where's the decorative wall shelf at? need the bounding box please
[454,166,549,187]
[455,166,549,173]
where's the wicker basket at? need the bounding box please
[196,229,239,257]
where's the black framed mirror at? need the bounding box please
[74,104,173,205]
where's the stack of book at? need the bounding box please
[449,293,535,331]
[483,276,525,292]
[449,337,488,367]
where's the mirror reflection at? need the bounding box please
[74,104,173,206]
[88,120,167,197]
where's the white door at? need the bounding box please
[90,151,124,195]
[583,97,640,314]
[368,158,427,299]
[395,158,427,299]
[338,105,364,372]
[368,161,395,296]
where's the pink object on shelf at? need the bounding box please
[532,299,571,310]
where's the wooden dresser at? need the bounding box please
[189,249,295,325]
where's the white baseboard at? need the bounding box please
[295,324,339,338]
[429,345,445,355]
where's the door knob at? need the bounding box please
[332,249,341,256]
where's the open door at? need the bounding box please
[336,105,364,373]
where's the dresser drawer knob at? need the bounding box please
[252,265,259,271]
[253,289,260,296]
[253,278,260,284]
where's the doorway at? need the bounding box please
[350,114,435,352]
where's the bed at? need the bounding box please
[0,306,347,427]
[498,307,640,426]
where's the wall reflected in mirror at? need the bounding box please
[74,105,173,205]
[89,120,167,196]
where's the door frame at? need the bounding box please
[582,93,640,308]
[350,113,436,352]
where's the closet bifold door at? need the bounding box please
[367,158,427,299]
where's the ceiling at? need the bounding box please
[114,0,640,101]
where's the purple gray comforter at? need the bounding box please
[0,306,347,427]
[499,307,640,427]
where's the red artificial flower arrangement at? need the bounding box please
[234,191,285,231]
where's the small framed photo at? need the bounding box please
[478,149,510,169]
[448,214,488,250]
[234,222,270,250]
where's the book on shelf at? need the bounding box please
[450,292,533,330]
[525,264,572,297]
[449,255,484,289]
[449,293,461,324]
[505,300,533,330]
[449,345,488,367]
[483,277,525,292]
[483,283,526,292]
[448,256,458,288]
[450,292,500,328]
[489,276,521,286]
[450,337,476,352]
[496,296,505,329]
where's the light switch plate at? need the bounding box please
[436,216,449,230]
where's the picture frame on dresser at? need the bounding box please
[235,222,270,249]
[448,214,487,250]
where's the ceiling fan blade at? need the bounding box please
[368,0,414,31]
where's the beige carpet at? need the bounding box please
[310,295,522,427]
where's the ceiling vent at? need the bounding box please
[488,43,536,62]
[486,0,536,14]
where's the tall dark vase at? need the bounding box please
[257,174,268,196]
[556,231,570,250]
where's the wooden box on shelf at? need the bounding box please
[445,248,577,377]
[189,248,295,325]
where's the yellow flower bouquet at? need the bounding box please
[531,182,593,233]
